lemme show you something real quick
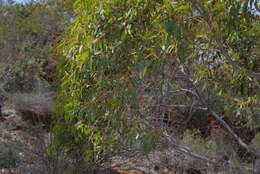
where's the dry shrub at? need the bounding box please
[2,128,76,174]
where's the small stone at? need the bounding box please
[254,158,260,174]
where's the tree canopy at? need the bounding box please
[2,0,259,173]
[54,0,259,169]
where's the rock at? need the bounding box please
[0,109,22,131]
[254,158,260,174]
[11,92,55,127]
[20,104,52,126]
[3,116,18,131]
[0,169,13,174]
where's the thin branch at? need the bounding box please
[140,119,225,167]
[169,89,198,96]
[188,0,260,80]
[160,104,207,111]
[188,74,260,159]
[210,111,260,158]
[165,135,224,166]
[178,63,260,158]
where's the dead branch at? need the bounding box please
[188,74,260,159]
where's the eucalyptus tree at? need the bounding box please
[55,0,260,171]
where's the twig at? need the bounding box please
[188,0,260,80]
[160,104,207,111]
[186,71,260,159]
[140,119,226,167]
[210,111,260,158]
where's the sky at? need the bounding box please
[5,0,39,4]
[14,0,33,3]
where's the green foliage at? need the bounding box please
[3,57,46,93]
[190,0,259,128]
[0,142,21,169]
[55,0,259,168]
[181,130,218,158]
[251,133,260,149]
[0,0,70,94]
[55,0,170,165]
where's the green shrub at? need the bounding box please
[0,142,21,169]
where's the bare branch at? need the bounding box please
[160,104,207,111]
[210,111,260,158]
[140,118,254,173]
[188,75,260,159]
[169,89,198,96]
[165,135,224,166]
[140,119,225,167]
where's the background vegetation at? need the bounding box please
[0,0,259,173]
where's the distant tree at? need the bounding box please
[0,0,70,93]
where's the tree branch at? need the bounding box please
[160,104,207,111]
[209,111,260,159]
[188,0,260,80]
[188,76,260,159]
[140,119,226,167]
